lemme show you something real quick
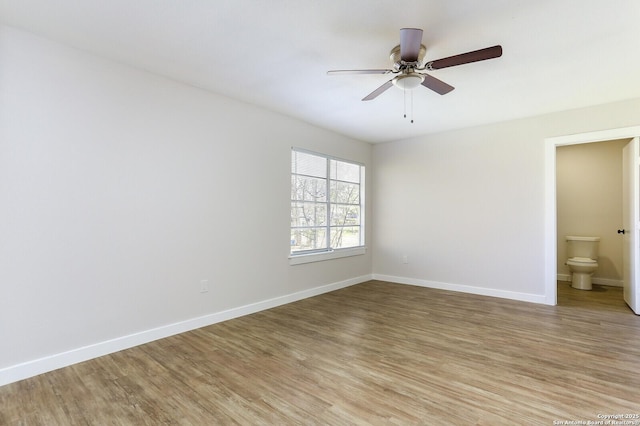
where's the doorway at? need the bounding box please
[544,126,640,307]
[556,139,627,284]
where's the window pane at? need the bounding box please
[291,202,327,227]
[330,160,360,183]
[329,181,360,204]
[292,151,327,178]
[291,227,327,252]
[330,226,360,249]
[292,175,327,202]
[291,149,365,256]
[330,205,360,226]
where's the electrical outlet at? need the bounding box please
[402,255,408,264]
[200,279,209,293]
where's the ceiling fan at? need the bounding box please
[328,28,502,101]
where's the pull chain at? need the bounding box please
[402,89,415,124]
[403,87,407,119]
[411,90,414,124]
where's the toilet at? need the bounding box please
[565,236,600,290]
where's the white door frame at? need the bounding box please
[544,126,640,305]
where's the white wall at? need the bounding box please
[0,25,372,384]
[556,140,628,285]
[372,98,640,302]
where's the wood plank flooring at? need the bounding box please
[2,280,640,425]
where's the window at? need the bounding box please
[290,149,365,261]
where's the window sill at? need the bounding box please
[289,246,366,265]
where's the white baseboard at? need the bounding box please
[372,274,548,305]
[557,274,623,287]
[0,274,372,387]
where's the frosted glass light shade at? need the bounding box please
[393,74,424,90]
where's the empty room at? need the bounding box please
[2,1,640,424]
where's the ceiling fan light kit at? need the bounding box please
[392,73,424,90]
[328,28,502,122]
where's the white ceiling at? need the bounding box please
[1,0,639,143]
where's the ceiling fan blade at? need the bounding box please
[327,69,392,75]
[400,28,423,62]
[362,80,394,101]
[426,45,502,70]
[420,73,455,95]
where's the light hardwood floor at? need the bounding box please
[2,280,640,425]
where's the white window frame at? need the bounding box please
[289,148,366,265]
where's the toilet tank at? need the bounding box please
[566,236,600,259]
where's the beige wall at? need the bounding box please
[556,139,629,285]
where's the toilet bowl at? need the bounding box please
[565,236,600,291]
[566,257,598,290]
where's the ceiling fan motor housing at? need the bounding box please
[389,44,427,70]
